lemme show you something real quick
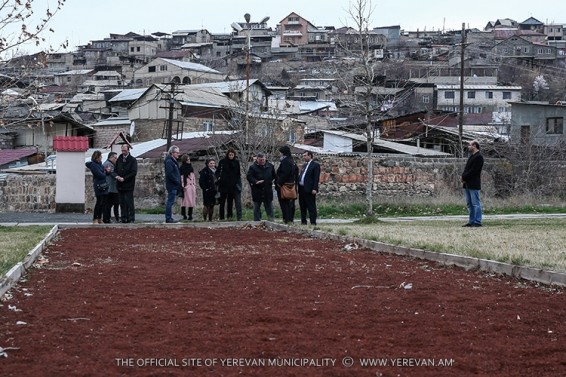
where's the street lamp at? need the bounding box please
[242,13,269,146]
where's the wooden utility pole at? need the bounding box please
[458,23,466,157]
[166,82,176,152]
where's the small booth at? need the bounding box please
[53,136,90,213]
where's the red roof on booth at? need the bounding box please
[53,136,90,152]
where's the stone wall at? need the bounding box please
[1,154,563,213]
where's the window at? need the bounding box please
[159,65,168,71]
[467,91,476,99]
[288,130,297,144]
[546,117,564,134]
[202,120,214,132]
[422,95,430,104]
[444,91,455,99]
[148,66,156,72]
[485,91,493,99]
[502,92,511,100]
[136,47,141,52]
[130,47,134,52]
[538,48,543,54]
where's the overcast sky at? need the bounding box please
[10,0,566,55]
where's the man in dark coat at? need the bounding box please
[216,148,242,221]
[275,145,298,224]
[246,152,276,221]
[461,140,484,227]
[298,151,321,225]
[115,144,138,223]
[164,145,181,223]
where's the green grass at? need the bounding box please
[0,226,53,276]
[137,194,566,219]
[319,218,566,272]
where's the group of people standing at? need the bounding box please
[163,145,320,224]
[85,144,137,224]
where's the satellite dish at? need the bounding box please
[129,121,136,137]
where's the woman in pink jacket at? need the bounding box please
[179,154,197,221]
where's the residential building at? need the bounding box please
[278,12,316,47]
[132,58,225,86]
[436,84,521,119]
[510,101,566,146]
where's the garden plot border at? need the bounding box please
[266,222,566,287]
[0,225,59,297]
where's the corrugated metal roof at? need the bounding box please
[187,80,255,93]
[322,130,450,156]
[177,87,239,108]
[91,118,132,127]
[161,58,221,74]
[436,85,522,90]
[0,148,38,166]
[53,136,90,152]
[108,88,147,103]
[54,69,94,76]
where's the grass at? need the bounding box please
[0,226,53,276]
[319,218,566,273]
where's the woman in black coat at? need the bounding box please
[199,158,218,221]
[276,145,298,224]
[85,150,109,224]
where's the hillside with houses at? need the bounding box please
[1,12,566,169]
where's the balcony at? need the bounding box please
[283,31,303,37]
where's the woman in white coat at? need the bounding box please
[179,154,197,220]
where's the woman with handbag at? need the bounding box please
[85,150,109,224]
[198,158,218,222]
[276,145,298,224]
[180,154,197,221]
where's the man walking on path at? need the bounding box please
[164,145,181,223]
[461,140,484,227]
[298,151,320,225]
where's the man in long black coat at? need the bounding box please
[246,152,276,221]
[298,151,321,225]
[115,144,138,223]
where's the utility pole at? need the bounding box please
[166,82,176,152]
[458,22,466,158]
[245,13,251,146]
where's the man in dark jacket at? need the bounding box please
[246,152,276,221]
[216,148,242,221]
[276,145,298,224]
[461,140,484,227]
[298,151,321,225]
[164,145,181,223]
[115,144,138,223]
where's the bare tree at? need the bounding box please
[344,0,378,216]
[0,0,67,57]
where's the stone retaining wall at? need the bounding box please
[0,154,561,213]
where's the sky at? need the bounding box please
[6,0,566,56]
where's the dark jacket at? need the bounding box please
[115,153,138,192]
[164,154,181,192]
[276,156,298,187]
[85,159,109,197]
[461,152,484,190]
[199,167,217,206]
[299,160,321,193]
[103,159,118,193]
[247,161,276,202]
[216,157,241,193]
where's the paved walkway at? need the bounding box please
[0,211,565,226]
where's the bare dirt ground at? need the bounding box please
[0,226,564,377]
